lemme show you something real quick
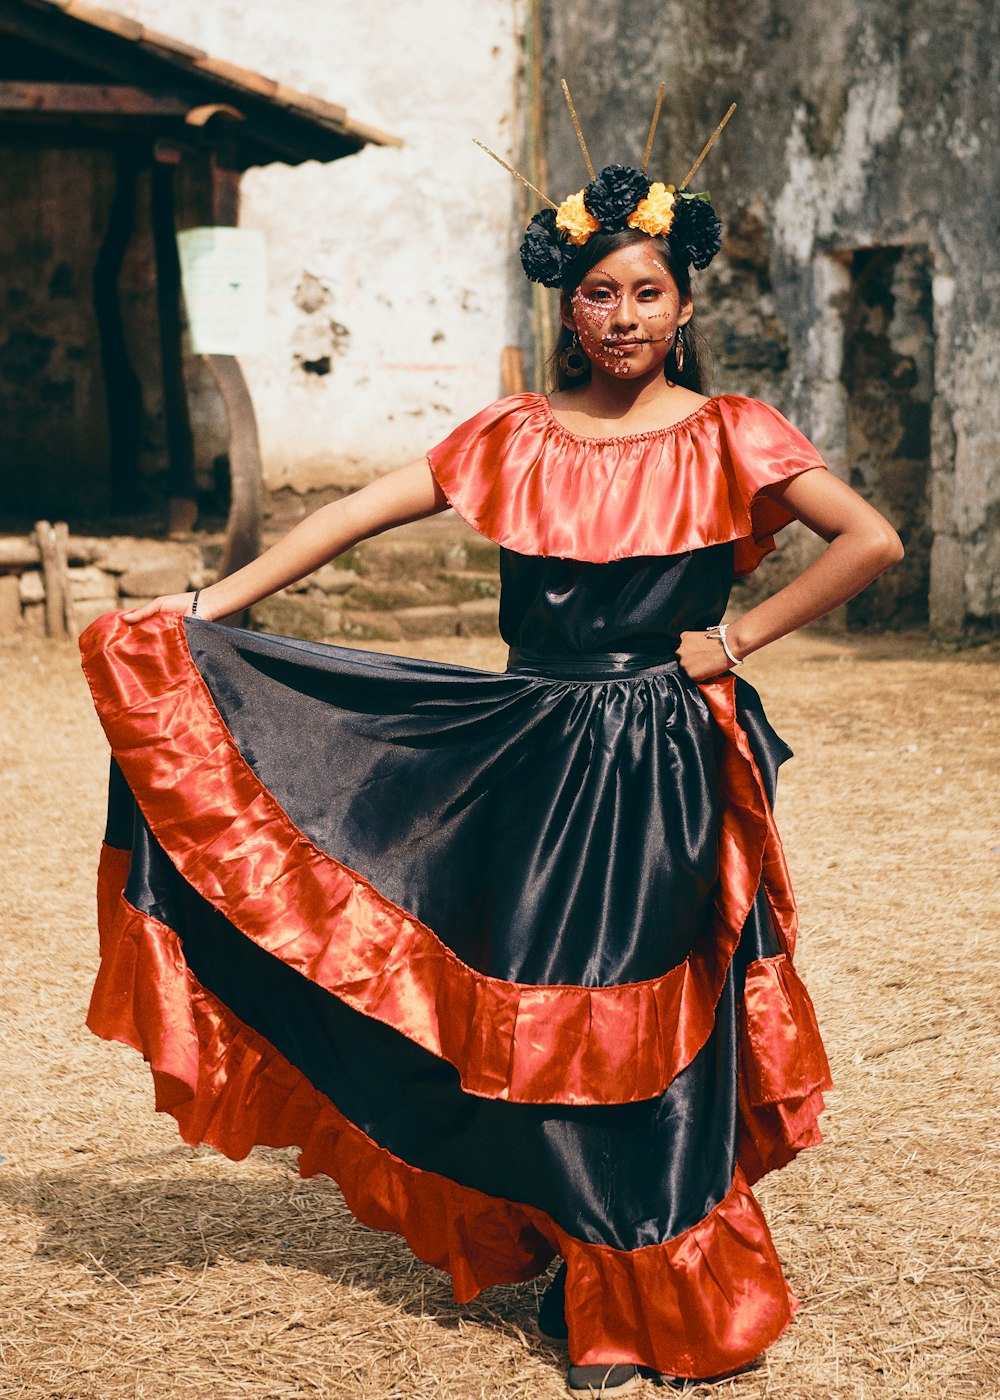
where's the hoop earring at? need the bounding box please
[559,331,589,379]
[674,325,685,373]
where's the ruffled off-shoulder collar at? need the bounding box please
[537,391,723,444]
[426,392,826,575]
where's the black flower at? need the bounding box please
[583,165,651,231]
[670,195,723,270]
[519,209,568,287]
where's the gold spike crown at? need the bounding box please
[476,82,735,287]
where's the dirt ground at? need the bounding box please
[1,626,997,1400]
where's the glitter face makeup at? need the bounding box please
[565,243,690,380]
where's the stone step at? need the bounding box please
[1,512,501,641]
[251,514,501,643]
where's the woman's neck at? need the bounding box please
[553,370,705,430]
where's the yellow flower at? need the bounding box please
[555,191,600,246]
[627,182,676,237]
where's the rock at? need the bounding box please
[67,565,117,601]
[100,538,198,576]
[74,598,121,631]
[440,543,469,569]
[311,564,361,595]
[348,539,439,580]
[19,571,45,604]
[460,537,502,572]
[66,536,105,565]
[344,580,435,611]
[437,569,501,602]
[457,597,500,637]
[251,594,329,642]
[0,576,20,634]
[0,537,40,568]
[189,565,217,591]
[283,566,359,596]
[395,605,461,639]
[21,601,45,637]
[119,563,192,597]
[339,609,404,642]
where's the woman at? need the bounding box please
[81,153,901,1398]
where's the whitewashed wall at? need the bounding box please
[108,0,523,494]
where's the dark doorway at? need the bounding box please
[841,245,933,626]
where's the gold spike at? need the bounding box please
[560,78,596,180]
[641,82,667,174]
[473,139,559,210]
[677,103,737,192]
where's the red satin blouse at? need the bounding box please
[426,392,827,575]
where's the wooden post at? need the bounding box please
[151,149,198,534]
[34,520,64,638]
[93,149,143,513]
[206,143,263,607]
[54,522,78,640]
[525,0,556,387]
[501,346,526,396]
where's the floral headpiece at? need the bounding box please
[476,82,734,289]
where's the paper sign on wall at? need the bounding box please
[177,227,268,356]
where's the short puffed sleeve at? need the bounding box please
[715,397,828,575]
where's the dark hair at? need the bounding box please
[548,228,709,394]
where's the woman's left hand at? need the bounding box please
[677,630,736,681]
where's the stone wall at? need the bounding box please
[539,0,999,635]
[0,517,499,643]
[841,245,934,626]
[0,535,209,637]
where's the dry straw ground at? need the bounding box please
[1,628,997,1400]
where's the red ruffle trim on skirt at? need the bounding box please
[88,875,799,1377]
[737,954,832,1185]
[81,613,803,1108]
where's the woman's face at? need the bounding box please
[563,240,693,381]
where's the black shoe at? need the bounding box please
[537,1261,569,1342]
[566,1364,642,1397]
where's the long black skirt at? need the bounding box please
[81,613,831,1377]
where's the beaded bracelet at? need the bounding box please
[705,622,743,667]
[190,589,201,618]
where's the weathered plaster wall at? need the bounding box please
[541,0,999,633]
[107,0,524,510]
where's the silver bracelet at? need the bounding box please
[706,622,743,667]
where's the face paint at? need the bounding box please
[566,242,690,379]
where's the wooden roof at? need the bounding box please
[0,0,403,168]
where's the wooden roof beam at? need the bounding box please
[0,80,191,115]
[0,0,402,160]
[0,2,180,89]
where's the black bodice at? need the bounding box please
[498,542,736,656]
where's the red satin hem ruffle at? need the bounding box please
[425,393,827,575]
[737,954,833,1185]
[80,613,801,1108]
[88,881,798,1377]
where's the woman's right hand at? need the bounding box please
[121,592,199,623]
